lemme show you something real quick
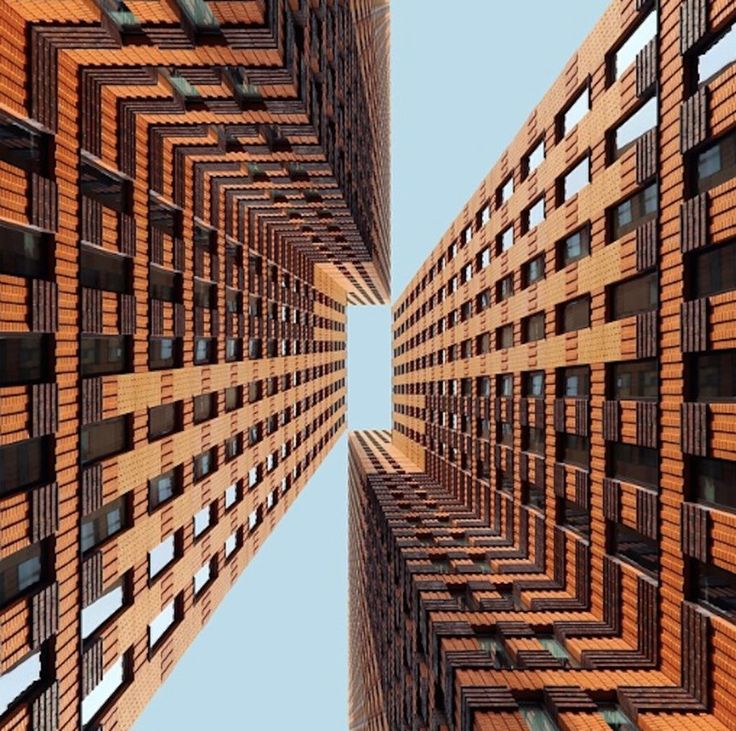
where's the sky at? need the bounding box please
[134,2,609,729]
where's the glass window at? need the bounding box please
[498,374,514,397]
[149,265,181,302]
[598,704,636,731]
[148,468,180,510]
[81,497,126,553]
[523,254,546,287]
[81,582,125,639]
[149,337,181,370]
[81,245,129,293]
[526,198,545,229]
[194,280,215,309]
[81,656,124,725]
[698,22,736,84]
[693,560,736,621]
[524,427,545,455]
[149,195,179,236]
[561,155,590,201]
[611,522,658,575]
[193,561,213,596]
[523,371,545,397]
[562,86,590,136]
[613,96,657,158]
[610,272,658,320]
[526,138,545,175]
[558,225,591,268]
[690,350,736,401]
[148,600,176,649]
[696,130,736,194]
[148,402,179,440]
[225,483,239,509]
[523,312,545,343]
[193,506,211,538]
[193,448,216,482]
[81,336,129,377]
[499,176,514,205]
[559,497,590,540]
[609,443,659,488]
[0,222,47,278]
[0,334,48,386]
[609,359,658,400]
[225,386,242,412]
[0,437,48,495]
[225,532,238,558]
[693,456,736,511]
[559,433,590,467]
[497,324,514,349]
[691,239,736,298]
[559,296,590,333]
[194,337,216,365]
[497,275,514,302]
[149,535,176,579]
[0,650,42,716]
[612,12,657,79]
[498,422,513,446]
[559,366,590,397]
[80,416,129,465]
[520,704,559,731]
[192,393,216,424]
[612,183,658,240]
[0,544,42,606]
[499,225,514,253]
[80,160,128,212]
[0,113,48,174]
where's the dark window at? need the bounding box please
[526,482,545,511]
[609,272,658,320]
[689,239,736,298]
[558,366,590,397]
[558,497,590,540]
[225,386,242,412]
[522,254,545,287]
[523,371,545,397]
[0,113,48,174]
[80,160,128,212]
[0,334,48,385]
[497,374,513,397]
[477,377,491,397]
[688,350,736,401]
[692,456,736,511]
[149,337,181,370]
[81,497,127,553]
[497,422,513,446]
[522,312,545,342]
[81,416,130,465]
[611,183,658,240]
[523,427,545,455]
[149,266,181,302]
[696,129,736,194]
[0,437,49,495]
[148,402,180,440]
[497,325,514,349]
[611,522,658,575]
[608,443,658,489]
[0,222,47,278]
[608,359,658,400]
[194,338,216,365]
[226,289,241,314]
[194,280,215,309]
[81,336,130,376]
[497,275,514,302]
[558,225,590,268]
[559,296,590,333]
[692,560,736,621]
[148,467,181,511]
[193,393,216,424]
[193,448,216,482]
[0,543,43,606]
[558,433,589,467]
[248,381,263,403]
[225,434,242,460]
[80,245,130,293]
[149,195,180,236]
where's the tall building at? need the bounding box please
[0,1,388,729]
[350,0,736,729]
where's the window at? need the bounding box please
[695,129,736,194]
[525,138,545,176]
[522,312,545,343]
[692,456,736,511]
[193,505,212,538]
[0,334,49,386]
[609,443,658,488]
[80,416,129,465]
[611,96,657,159]
[225,386,242,412]
[611,183,658,239]
[560,85,590,138]
[498,422,513,446]
[194,559,216,596]
[225,434,242,460]
[498,176,514,205]
[689,239,736,298]
[194,337,216,365]
[598,704,636,731]
[523,427,545,455]
[148,599,178,650]
[80,159,128,212]
[0,112,48,174]
[557,225,590,268]
[81,244,130,293]
[688,350,736,401]
[559,155,590,202]
[81,581,125,639]
[538,635,578,668]
[478,204,491,228]
[0,222,48,278]
[81,497,126,553]
[0,544,42,606]
[224,483,240,509]
[609,272,658,320]
[498,374,513,397]
[558,434,590,467]
[477,376,491,397]
[149,337,181,370]
[609,359,658,400]
[522,254,546,287]
[81,336,129,376]
[477,247,491,270]
[0,650,42,716]
[148,402,180,440]
[559,366,590,397]
[194,279,215,309]
[523,371,545,397]
[248,380,263,403]
[148,468,180,510]
[149,194,180,236]
[697,22,736,84]
[149,535,176,579]
[497,324,514,350]
[692,560,736,621]
[559,296,590,333]
[498,225,514,253]
[558,497,590,540]
[610,12,657,80]
[526,198,545,230]
[81,655,125,725]
[497,275,514,303]
[193,393,216,424]
[611,522,658,575]
[150,265,181,301]
[193,448,216,482]
[0,437,49,495]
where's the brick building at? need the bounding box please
[0,1,388,729]
[350,0,736,729]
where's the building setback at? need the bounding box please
[0,1,388,729]
[350,0,736,729]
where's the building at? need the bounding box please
[350,0,736,729]
[0,1,388,729]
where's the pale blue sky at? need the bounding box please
[134,3,609,729]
